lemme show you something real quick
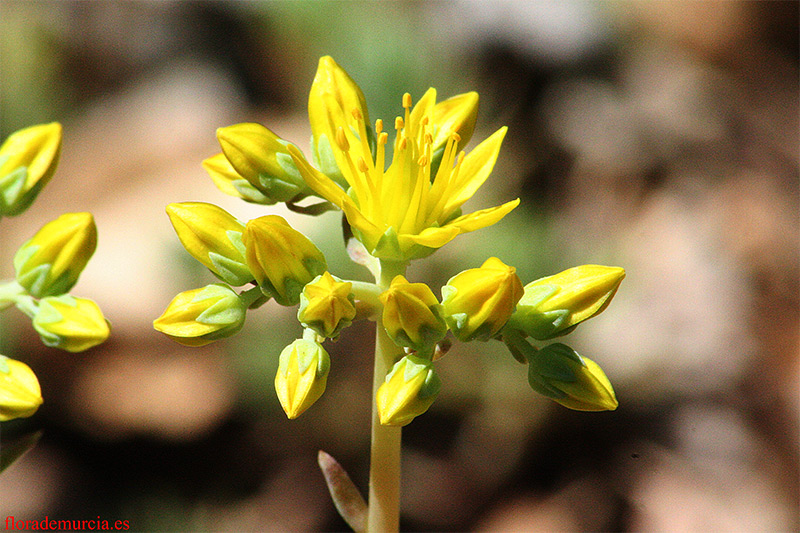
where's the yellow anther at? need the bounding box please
[358,157,369,173]
[351,107,363,122]
[335,126,350,151]
[417,155,429,167]
[375,119,383,134]
[421,116,429,127]
[402,92,412,109]
[452,132,462,143]
[424,133,434,145]
[378,132,389,145]
[395,117,404,131]
[398,137,408,151]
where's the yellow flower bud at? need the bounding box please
[153,284,247,347]
[0,355,43,421]
[308,56,371,186]
[242,215,327,306]
[166,202,253,286]
[202,153,272,205]
[508,265,625,340]
[376,355,441,427]
[441,257,524,342]
[274,338,330,419]
[32,295,110,352]
[0,122,62,216]
[297,272,356,339]
[379,275,446,353]
[14,212,97,298]
[216,123,310,203]
[527,343,617,411]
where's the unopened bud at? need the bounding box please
[441,257,523,342]
[527,343,618,412]
[166,202,253,286]
[275,338,330,419]
[202,153,272,205]
[14,212,97,298]
[32,295,110,352]
[0,355,43,421]
[243,215,327,306]
[507,265,625,340]
[298,272,356,339]
[0,122,62,216]
[153,284,247,347]
[379,275,446,353]
[376,355,441,426]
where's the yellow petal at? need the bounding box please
[445,198,520,234]
[401,224,460,249]
[287,145,348,208]
[443,127,507,214]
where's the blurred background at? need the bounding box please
[1,1,797,531]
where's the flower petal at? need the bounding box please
[288,145,348,209]
[402,224,460,249]
[445,198,520,234]
[443,126,507,215]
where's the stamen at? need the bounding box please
[394,117,404,131]
[357,157,369,173]
[351,107,363,122]
[417,155,428,167]
[335,127,350,151]
[424,133,433,146]
[402,92,412,109]
[375,119,383,135]
[452,132,461,144]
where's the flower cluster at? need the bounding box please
[0,123,110,424]
[154,56,625,426]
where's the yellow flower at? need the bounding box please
[379,275,446,353]
[0,355,43,421]
[166,202,253,286]
[275,338,330,419]
[290,56,519,261]
[0,122,62,216]
[507,265,625,340]
[14,212,97,298]
[242,215,327,306]
[153,284,247,347]
[527,343,617,412]
[32,295,110,352]
[376,355,441,426]
[441,257,524,341]
[297,272,356,339]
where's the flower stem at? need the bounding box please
[367,260,406,533]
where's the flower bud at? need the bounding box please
[441,257,524,342]
[0,122,62,216]
[242,215,327,306]
[202,153,272,205]
[298,272,356,339]
[14,212,97,298]
[308,56,371,186]
[0,355,43,421]
[507,265,625,340]
[527,343,617,411]
[275,338,330,419]
[376,355,441,427]
[379,275,446,353]
[166,202,253,286]
[153,284,247,347]
[32,295,110,352]
[216,123,311,203]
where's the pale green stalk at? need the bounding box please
[367,259,407,533]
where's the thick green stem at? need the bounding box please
[367,259,407,533]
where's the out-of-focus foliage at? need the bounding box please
[0,1,796,531]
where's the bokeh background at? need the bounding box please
[1,1,797,531]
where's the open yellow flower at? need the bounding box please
[290,56,519,261]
